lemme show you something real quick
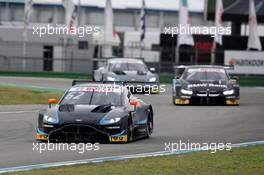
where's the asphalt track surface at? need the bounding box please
[0,77,264,169]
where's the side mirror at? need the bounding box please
[150,67,156,72]
[230,76,239,84]
[129,100,138,112]
[130,101,138,106]
[232,76,239,81]
[99,66,104,70]
[48,98,57,108]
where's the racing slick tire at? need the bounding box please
[172,96,176,105]
[126,119,134,143]
[146,115,153,139]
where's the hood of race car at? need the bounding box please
[107,71,157,82]
[182,80,232,91]
[45,105,125,125]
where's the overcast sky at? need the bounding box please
[33,0,205,12]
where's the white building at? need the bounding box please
[0,0,208,72]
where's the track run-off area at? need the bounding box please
[0,76,263,169]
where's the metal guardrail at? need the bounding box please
[0,41,226,74]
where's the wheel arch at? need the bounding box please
[148,105,154,123]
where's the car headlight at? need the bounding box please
[223,89,234,95]
[107,76,116,81]
[43,114,58,124]
[180,89,193,95]
[101,117,121,125]
[149,77,157,82]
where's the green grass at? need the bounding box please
[0,71,91,80]
[4,145,264,175]
[238,76,264,87]
[0,86,63,105]
[0,71,264,87]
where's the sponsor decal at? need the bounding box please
[188,84,227,88]
[188,68,225,73]
[109,135,127,142]
[188,84,207,88]
[208,84,227,88]
[175,99,190,105]
[35,134,48,140]
[225,51,264,74]
[69,86,122,93]
[229,58,264,67]
[226,100,240,105]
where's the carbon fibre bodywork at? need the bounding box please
[172,65,240,105]
[36,82,154,143]
[92,58,159,93]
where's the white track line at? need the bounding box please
[256,87,264,90]
[0,110,38,114]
